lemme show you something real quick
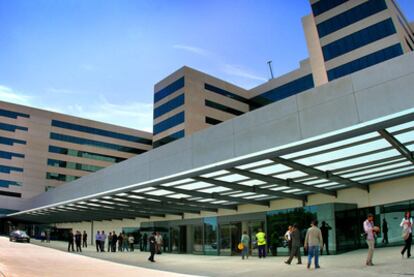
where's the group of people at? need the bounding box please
[67,230,87,252]
[94,230,135,252]
[147,232,164,262]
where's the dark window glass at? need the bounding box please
[204,83,249,104]
[154,77,185,103]
[153,130,185,148]
[0,150,25,159]
[205,100,244,116]
[0,122,28,132]
[48,145,125,163]
[0,108,30,119]
[51,120,152,145]
[154,94,185,119]
[0,165,24,174]
[205,117,223,125]
[47,158,104,173]
[311,0,348,17]
[317,0,387,38]
[250,74,314,107]
[153,111,185,135]
[322,19,397,61]
[46,172,80,182]
[0,179,21,188]
[0,136,26,146]
[327,44,403,81]
[0,190,21,198]
[50,133,146,154]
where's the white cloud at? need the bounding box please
[172,44,211,56]
[46,87,80,95]
[221,64,267,82]
[0,85,33,105]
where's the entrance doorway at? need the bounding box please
[219,222,241,255]
[171,225,187,253]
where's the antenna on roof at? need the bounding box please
[267,60,274,80]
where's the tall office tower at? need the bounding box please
[306,0,414,83]
[152,66,250,148]
[0,101,152,214]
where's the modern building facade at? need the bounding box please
[0,101,152,215]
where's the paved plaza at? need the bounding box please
[1,236,413,277]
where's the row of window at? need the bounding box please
[51,120,152,145]
[0,150,25,160]
[0,122,28,133]
[327,43,403,81]
[49,133,146,154]
[322,18,396,61]
[205,117,222,125]
[0,190,21,198]
[154,94,185,119]
[250,74,314,106]
[205,100,244,116]
[311,0,348,17]
[0,108,30,119]
[317,0,387,38]
[0,164,24,174]
[204,83,249,104]
[154,77,185,103]
[0,136,26,146]
[153,130,185,148]
[153,111,185,135]
[0,179,21,188]
[49,145,125,163]
[46,172,80,182]
[47,158,104,173]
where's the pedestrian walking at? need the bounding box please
[68,230,75,252]
[304,220,323,269]
[320,221,332,255]
[82,231,88,248]
[46,230,51,243]
[41,231,46,242]
[400,211,412,258]
[148,232,156,262]
[284,226,292,255]
[285,224,302,265]
[100,231,106,252]
[382,219,389,244]
[363,214,379,266]
[256,228,267,258]
[122,232,129,252]
[155,232,163,254]
[108,232,112,252]
[240,231,250,260]
[112,232,118,252]
[75,231,82,252]
[95,231,101,252]
[128,234,135,252]
[118,232,124,252]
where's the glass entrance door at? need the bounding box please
[219,222,241,255]
[170,226,187,253]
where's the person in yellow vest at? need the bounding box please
[256,228,267,258]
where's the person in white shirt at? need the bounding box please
[400,211,412,258]
[284,226,292,255]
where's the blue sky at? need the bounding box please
[1,0,413,132]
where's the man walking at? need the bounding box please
[95,231,101,252]
[284,226,292,255]
[256,228,267,258]
[285,224,302,265]
[100,231,107,252]
[320,221,331,255]
[304,220,323,269]
[155,232,163,254]
[112,231,118,252]
[82,231,88,248]
[75,231,82,252]
[148,232,156,262]
[382,218,389,244]
[67,230,75,252]
[363,214,379,266]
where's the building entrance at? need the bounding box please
[171,225,187,253]
[219,222,241,255]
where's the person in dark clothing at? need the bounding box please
[118,232,124,252]
[382,218,389,244]
[148,232,156,262]
[82,231,88,248]
[143,233,148,251]
[112,232,118,252]
[320,221,332,255]
[285,224,302,265]
[75,231,82,252]
[95,231,101,252]
[67,230,75,252]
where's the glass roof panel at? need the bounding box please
[394,132,414,144]
[340,161,412,178]
[230,192,256,197]
[165,193,190,199]
[354,167,414,181]
[177,182,213,190]
[199,186,231,193]
[387,121,414,133]
[197,198,215,202]
[274,171,308,179]
[201,170,229,178]
[87,203,101,207]
[244,194,269,199]
[302,179,327,185]
[161,178,194,187]
[239,179,267,186]
[132,187,156,193]
[127,195,144,199]
[283,188,302,193]
[251,164,291,175]
[270,186,289,191]
[145,189,174,196]
[211,200,229,204]
[236,159,274,170]
[315,182,339,188]
[215,174,249,182]
[112,197,128,202]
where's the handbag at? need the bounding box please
[402,230,410,240]
[237,243,244,250]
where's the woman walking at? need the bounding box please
[240,231,250,260]
[400,211,412,258]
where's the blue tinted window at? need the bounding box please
[205,100,244,116]
[153,112,185,135]
[46,172,80,182]
[153,130,185,148]
[0,108,30,119]
[250,74,314,106]
[0,179,21,188]
[0,136,26,146]
[322,19,396,61]
[154,94,185,119]
[311,0,348,17]
[317,0,387,38]
[204,83,249,104]
[51,120,152,145]
[0,122,28,132]
[0,165,24,174]
[327,44,403,81]
[47,158,104,173]
[49,145,125,163]
[50,133,146,154]
[154,77,185,103]
[0,150,25,159]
